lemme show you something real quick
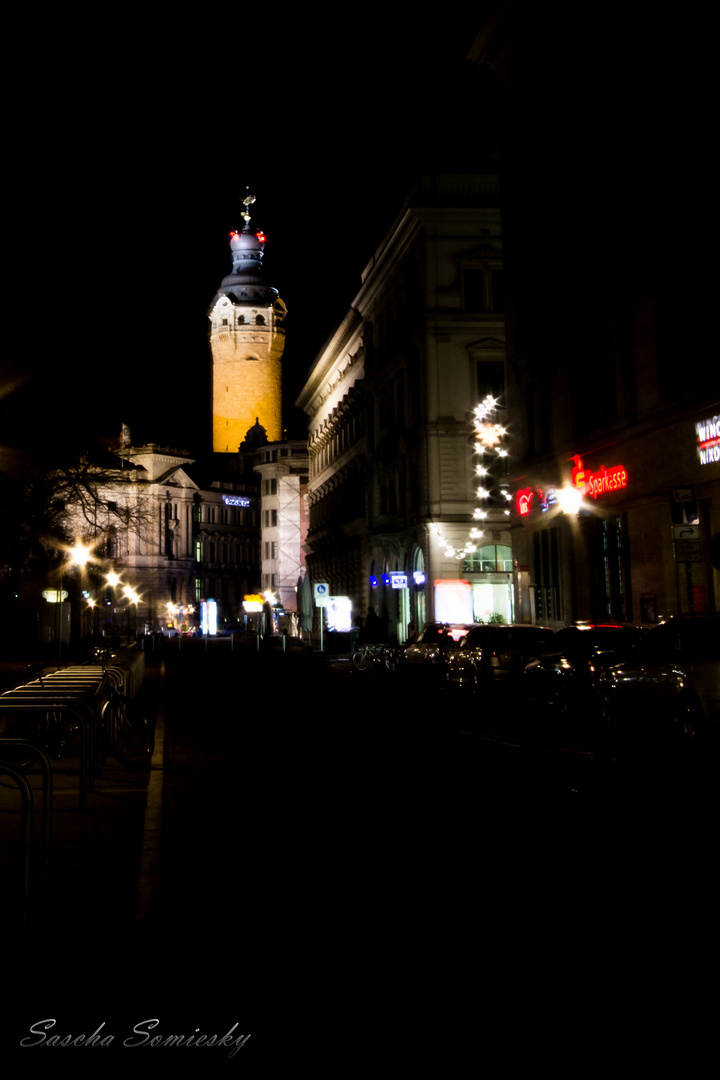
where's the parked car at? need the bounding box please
[403,623,471,677]
[600,613,720,745]
[446,623,555,690]
[522,623,644,723]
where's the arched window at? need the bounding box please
[463,544,513,573]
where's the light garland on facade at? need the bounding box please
[430,394,512,560]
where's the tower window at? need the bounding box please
[255,314,265,325]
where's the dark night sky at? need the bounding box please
[3,5,710,462]
[3,16,489,458]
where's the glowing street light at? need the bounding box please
[557,484,584,517]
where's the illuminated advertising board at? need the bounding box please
[434,579,473,625]
[696,415,720,465]
[201,599,218,634]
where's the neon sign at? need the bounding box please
[696,415,720,465]
[223,495,251,507]
[571,455,628,500]
[516,488,534,516]
[515,485,556,517]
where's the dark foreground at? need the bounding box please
[1,641,717,1070]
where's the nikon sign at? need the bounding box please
[696,414,720,466]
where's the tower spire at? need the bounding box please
[242,189,256,231]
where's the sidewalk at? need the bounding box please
[1,641,356,1036]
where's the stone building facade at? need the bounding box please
[296,173,508,642]
[54,442,261,637]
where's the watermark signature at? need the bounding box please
[20,1019,251,1059]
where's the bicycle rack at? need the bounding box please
[0,692,99,809]
[0,740,53,890]
[0,646,148,934]
[0,763,33,931]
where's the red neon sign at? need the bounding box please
[571,456,628,500]
[516,487,534,516]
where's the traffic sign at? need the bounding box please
[313,582,330,606]
[669,485,698,525]
[673,540,703,562]
[672,525,700,540]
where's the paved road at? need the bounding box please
[2,642,717,1068]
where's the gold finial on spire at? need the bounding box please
[242,188,256,229]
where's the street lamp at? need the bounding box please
[57,540,94,661]
[122,584,141,641]
[557,485,584,517]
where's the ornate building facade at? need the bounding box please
[52,441,260,637]
[296,173,508,642]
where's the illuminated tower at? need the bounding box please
[208,194,287,451]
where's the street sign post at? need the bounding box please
[312,583,330,651]
[313,583,330,606]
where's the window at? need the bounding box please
[463,545,513,573]
[477,361,505,406]
[107,527,118,559]
[464,268,504,313]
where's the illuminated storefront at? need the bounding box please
[511,408,720,625]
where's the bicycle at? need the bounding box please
[351,643,399,672]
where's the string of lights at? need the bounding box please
[430,394,512,560]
